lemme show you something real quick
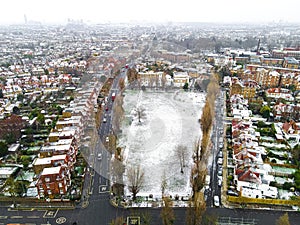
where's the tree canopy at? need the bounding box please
[260,105,271,118]
[0,141,8,157]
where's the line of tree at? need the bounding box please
[188,72,219,225]
[112,95,125,134]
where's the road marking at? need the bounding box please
[11,215,23,218]
[127,216,141,225]
[23,208,35,211]
[27,215,40,218]
[7,208,18,211]
[56,217,67,224]
[43,209,58,218]
[99,185,109,193]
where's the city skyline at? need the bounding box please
[1,0,300,25]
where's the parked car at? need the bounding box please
[218,178,222,187]
[217,157,223,165]
[97,153,102,160]
[218,168,222,176]
[213,195,220,207]
[227,190,239,197]
[103,118,107,123]
[106,136,109,143]
[218,151,223,158]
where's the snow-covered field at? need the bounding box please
[119,90,206,198]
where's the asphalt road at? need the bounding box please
[2,202,300,225]
[206,90,224,207]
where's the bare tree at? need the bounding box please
[191,165,207,194]
[132,106,146,124]
[186,192,206,225]
[110,216,125,225]
[193,140,201,164]
[161,197,175,225]
[161,171,167,197]
[276,213,290,225]
[155,75,160,87]
[161,74,167,90]
[200,100,213,134]
[127,165,145,201]
[111,158,125,196]
[141,212,152,225]
[112,95,124,134]
[175,145,188,173]
[118,77,125,92]
[111,158,125,185]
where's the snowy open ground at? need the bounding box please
[119,90,206,198]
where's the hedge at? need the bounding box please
[228,196,300,206]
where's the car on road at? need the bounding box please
[103,118,107,123]
[213,195,220,207]
[106,136,109,143]
[105,106,109,111]
[97,153,102,160]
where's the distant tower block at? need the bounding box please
[24,14,27,24]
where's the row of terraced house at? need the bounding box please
[228,93,300,200]
[32,81,101,199]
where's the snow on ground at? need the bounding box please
[118,90,206,198]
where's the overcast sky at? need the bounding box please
[1,0,300,24]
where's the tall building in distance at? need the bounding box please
[24,14,27,24]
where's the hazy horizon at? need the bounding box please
[1,0,300,25]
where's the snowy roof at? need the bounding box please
[0,167,18,176]
[41,166,61,175]
[33,154,67,166]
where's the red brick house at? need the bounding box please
[36,166,71,199]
